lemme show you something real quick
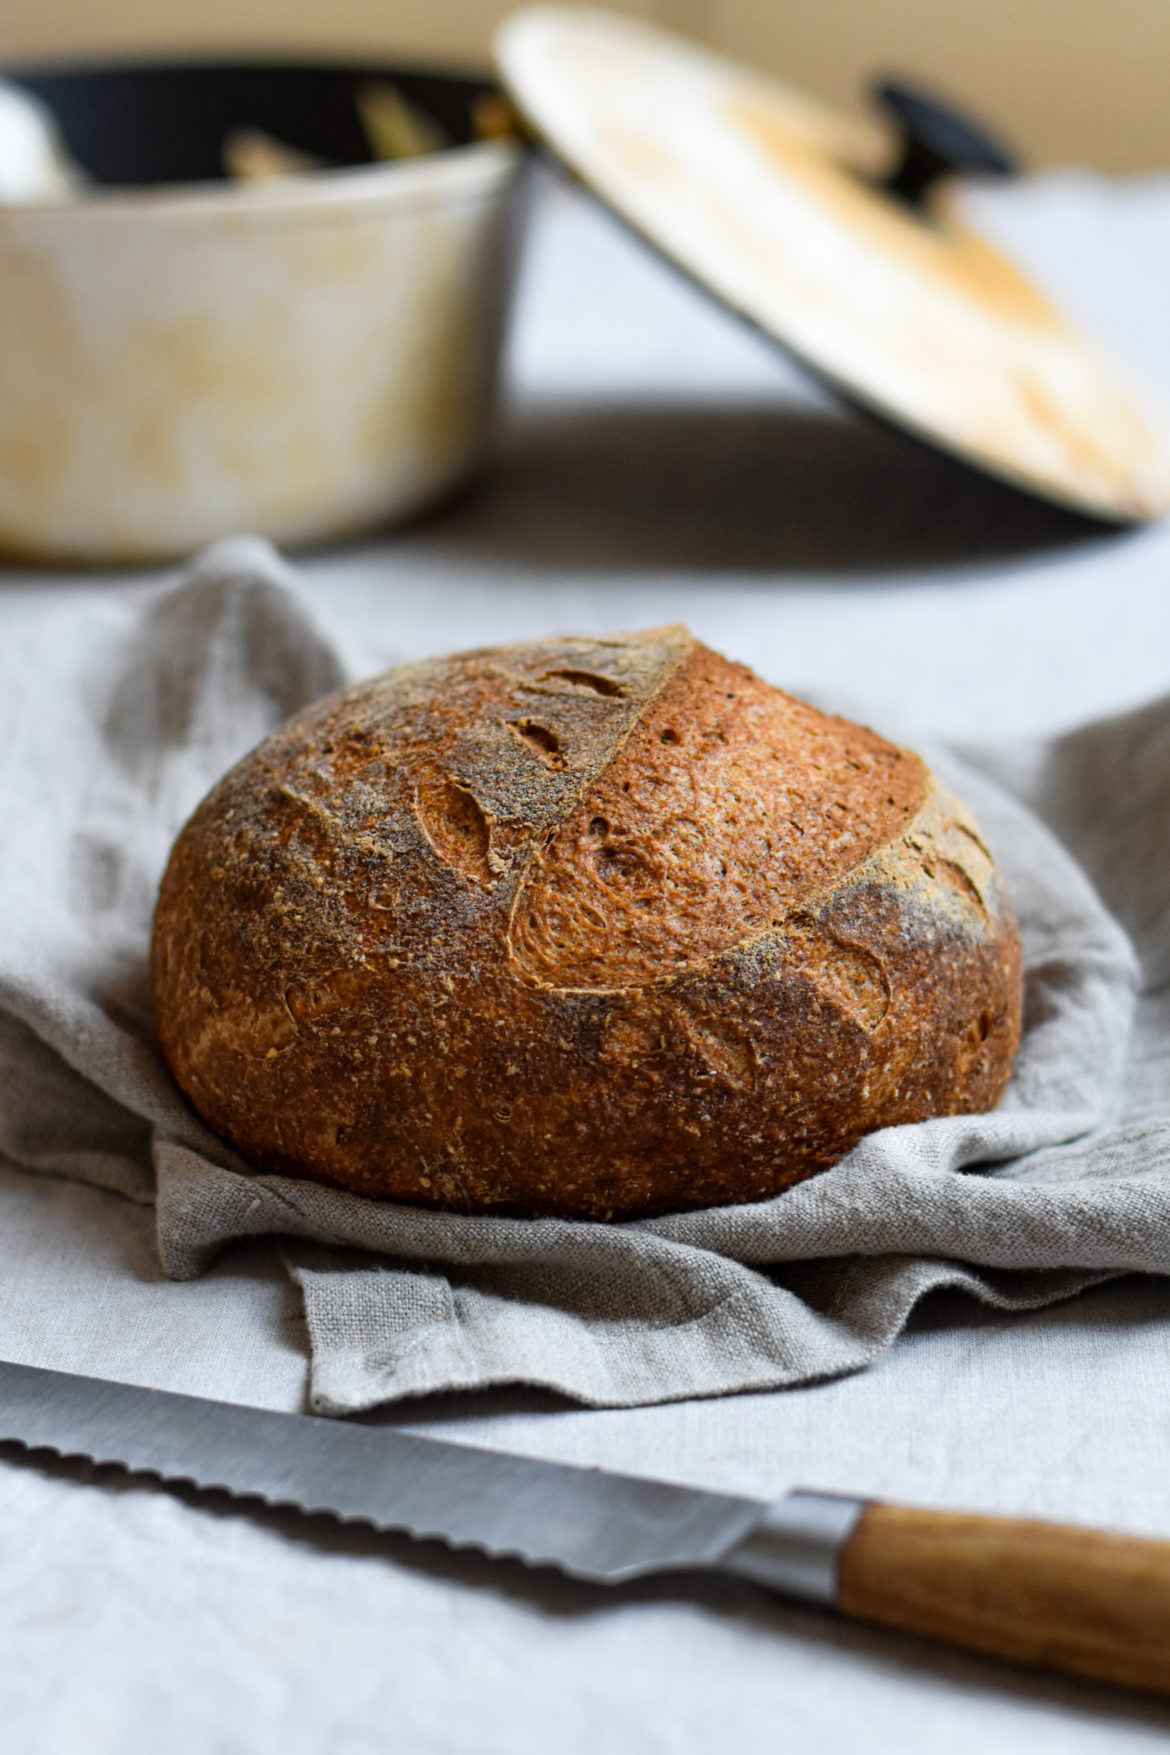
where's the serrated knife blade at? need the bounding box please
[0,1358,823,1585]
[1,1357,1169,1700]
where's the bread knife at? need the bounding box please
[1,1358,1167,1698]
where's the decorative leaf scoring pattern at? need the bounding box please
[152,628,1020,1220]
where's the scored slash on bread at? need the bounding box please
[151,627,1022,1219]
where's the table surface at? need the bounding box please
[3,166,1170,1754]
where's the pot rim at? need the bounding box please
[0,52,524,226]
[0,137,522,229]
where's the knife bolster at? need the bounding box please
[723,1490,866,1606]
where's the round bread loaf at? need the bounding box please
[151,627,1022,1219]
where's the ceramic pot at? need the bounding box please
[0,61,526,562]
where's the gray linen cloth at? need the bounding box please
[2,536,1167,1414]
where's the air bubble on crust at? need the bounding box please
[681,1013,756,1090]
[510,719,566,770]
[541,668,624,697]
[953,820,993,862]
[414,776,499,888]
[784,917,891,1033]
[932,858,987,913]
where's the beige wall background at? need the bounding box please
[1,0,1168,172]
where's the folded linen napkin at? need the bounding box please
[2,538,1167,1413]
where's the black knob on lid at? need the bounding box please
[872,77,1019,210]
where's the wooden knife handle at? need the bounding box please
[838,1502,1170,1696]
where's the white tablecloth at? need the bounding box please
[3,165,1170,1753]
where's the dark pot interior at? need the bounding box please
[2,57,498,187]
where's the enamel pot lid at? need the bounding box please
[496,5,1170,522]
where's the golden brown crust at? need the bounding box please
[151,628,1022,1219]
